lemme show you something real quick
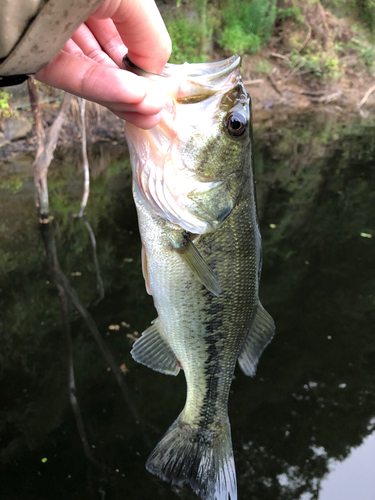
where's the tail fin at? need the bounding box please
[146,417,237,500]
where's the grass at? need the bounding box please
[162,0,375,83]
[0,90,15,119]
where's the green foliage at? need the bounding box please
[289,48,342,79]
[0,89,12,118]
[219,0,277,54]
[347,38,375,71]
[166,16,206,63]
[361,0,375,28]
[276,5,304,23]
[361,45,375,66]
[220,26,261,54]
[0,174,24,193]
[326,0,375,28]
[254,58,272,73]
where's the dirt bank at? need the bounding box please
[0,65,374,163]
[243,56,375,124]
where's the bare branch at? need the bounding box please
[27,83,72,219]
[43,92,72,168]
[299,23,312,53]
[81,215,105,305]
[27,77,45,162]
[269,52,289,61]
[74,98,104,304]
[59,289,98,464]
[316,0,333,52]
[357,84,375,109]
[243,79,264,86]
[267,70,283,96]
[78,98,90,217]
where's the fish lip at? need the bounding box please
[123,54,242,96]
[123,54,241,82]
[178,55,241,83]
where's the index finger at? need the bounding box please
[92,0,171,74]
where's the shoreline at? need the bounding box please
[0,75,374,163]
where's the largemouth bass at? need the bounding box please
[124,55,275,500]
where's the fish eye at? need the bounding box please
[225,112,247,137]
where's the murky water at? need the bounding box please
[0,111,374,500]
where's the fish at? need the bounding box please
[123,55,275,500]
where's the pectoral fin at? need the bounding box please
[238,302,275,377]
[131,319,180,376]
[170,232,221,297]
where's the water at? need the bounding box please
[0,111,374,500]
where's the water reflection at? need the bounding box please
[0,112,374,499]
[319,430,375,500]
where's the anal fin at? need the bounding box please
[131,319,180,376]
[238,302,275,377]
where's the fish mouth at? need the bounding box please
[165,55,240,84]
[124,54,240,83]
[123,55,242,102]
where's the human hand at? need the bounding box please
[35,0,171,129]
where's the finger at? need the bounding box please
[62,38,84,56]
[92,0,171,74]
[97,81,167,116]
[71,23,119,68]
[62,38,107,66]
[62,38,116,70]
[85,17,126,68]
[116,110,163,129]
[36,50,166,112]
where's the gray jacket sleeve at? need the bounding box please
[0,0,104,86]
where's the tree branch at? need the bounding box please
[27,83,72,220]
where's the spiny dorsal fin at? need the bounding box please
[131,319,180,376]
[171,232,221,297]
[238,302,275,377]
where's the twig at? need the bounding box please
[81,215,105,306]
[27,78,45,162]
[308,90,342,103]
[75,98,104,305]
[301,90,327,97]
[357,84,375,109]
[78,98,90,217]
[299,22,312,53]
[243,79,264,85]
[316,0,333,52]
[27,80,72,219]
[269,52,289,61]
[59,289,98,464]
[267,71,283,96]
